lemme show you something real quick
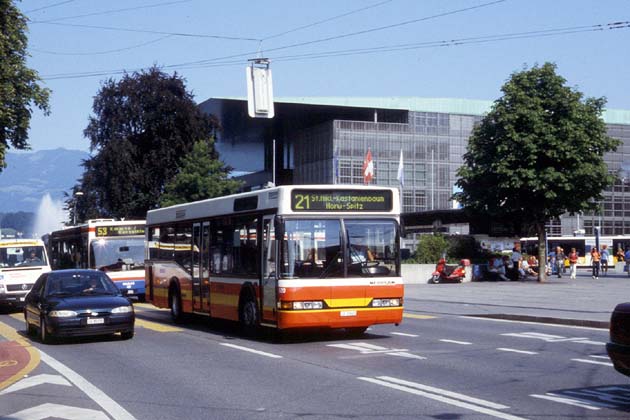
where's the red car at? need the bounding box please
[607,302,630,377]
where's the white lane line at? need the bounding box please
[530,393,613,410]
[39,351,136,420]
[6,402,109,420]
[440,339,472,345]
[497,348,539,355]
[574,340,606,345]
[220,343,283,359]
[0,374,71,395]
[391,332,419,337]
[589,355,610,360]
[359,376,527,420]
[462,316,607,331]
[386,352,426,360]
[571,358,613,367]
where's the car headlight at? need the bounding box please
[49,310,78,317]
[279,301,324,310]
[111,306,133,314]
[371,298,401,307]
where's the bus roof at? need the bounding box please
[146,185,400,226]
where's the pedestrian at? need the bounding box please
[625,248,630,277]
[616,248,625,263]
[555,246,565,278]
[511,242,522,280]
[600,244,609,276]
[591,247,601,279]
[568,248,579,280]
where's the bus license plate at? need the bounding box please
[340,310,357,317]
[87,318,105,325]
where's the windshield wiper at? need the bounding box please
[47,291,74,297]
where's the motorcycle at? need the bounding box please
[431,258,467,284]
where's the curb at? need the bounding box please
[464,314,609,329]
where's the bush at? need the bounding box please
[413,234,449,264]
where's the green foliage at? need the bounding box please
[71,67,219,220]
[160,139,242,207]
[414,234,449,264]
[0,0,50,169]
[455,63,620,279]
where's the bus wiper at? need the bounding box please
[320,250,343,278]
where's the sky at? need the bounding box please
[17,0,630,152]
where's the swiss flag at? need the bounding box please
[363,148,374,184]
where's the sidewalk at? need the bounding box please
[403,269,630,328]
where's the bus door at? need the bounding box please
[192,222,211,313]
[261,216,277,324]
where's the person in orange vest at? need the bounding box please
[591,247,601,279]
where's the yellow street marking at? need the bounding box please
[0,320,40,391]
[403,313,436,320]
[10,313,23,322]
[135,318,182,333]
[133,303,169,312]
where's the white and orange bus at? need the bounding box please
[145,185,403,334]
[47,219,146,300]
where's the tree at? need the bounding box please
[74,67,219,219]
[455,63,620,281]
[0,0,50,170]
[159,139,241,207]
[413,234,449,264]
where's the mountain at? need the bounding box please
[0,148,89,212]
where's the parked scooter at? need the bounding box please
[431,258,467,284]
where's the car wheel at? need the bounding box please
[40,316,52,344]
[170,286,184,323]
[120,330,134,340]
[239,294,259,335]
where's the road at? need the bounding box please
[1,296,629,420]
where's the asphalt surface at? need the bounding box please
[403,268,630,328]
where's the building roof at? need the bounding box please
[213,96,630,125]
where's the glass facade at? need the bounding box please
[291,109,630,236]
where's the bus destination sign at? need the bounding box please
[96,225,145,237]
[291,189,393,212]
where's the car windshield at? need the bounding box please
[90,238,145,271]
[0,245,48,268]
[279,218,399,278]
[45,272,119,296]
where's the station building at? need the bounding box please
[200,97,630,238]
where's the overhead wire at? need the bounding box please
[32,0,193,23]
[25,0,77,14]
[30,35,173,56]
[40,21,630,81]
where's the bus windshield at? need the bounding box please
[0,245,48,268]
[90,238,145,271]
[280,218,398,279]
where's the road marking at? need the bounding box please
[440,339,472,345]
[359,376,527,420]
[574,340,606,345]
[0,374,70,395]
[404,313,436,320]
[530,393,609,410]
[589,355,610,360]
[6,402,109,420]
[0,320,41,391]
[220,343,283,359]
[133,303,169,312]
[502,332,604,346]
[391,332,419,337]
[134,318,181,332]
[571,358,613,367]
[39,351,137,420]
[463,316,607,331]
[328,342,425,359]
[10,313,23,322]
[497,348,538,355]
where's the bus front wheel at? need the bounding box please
[239,295,259,335]
[170,286,184,324]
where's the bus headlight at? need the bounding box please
[280,301,324,310]
[371,298,401,307]
[49,310,78,317]
[111,306,133,314]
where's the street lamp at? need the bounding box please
[73,191,84,225]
